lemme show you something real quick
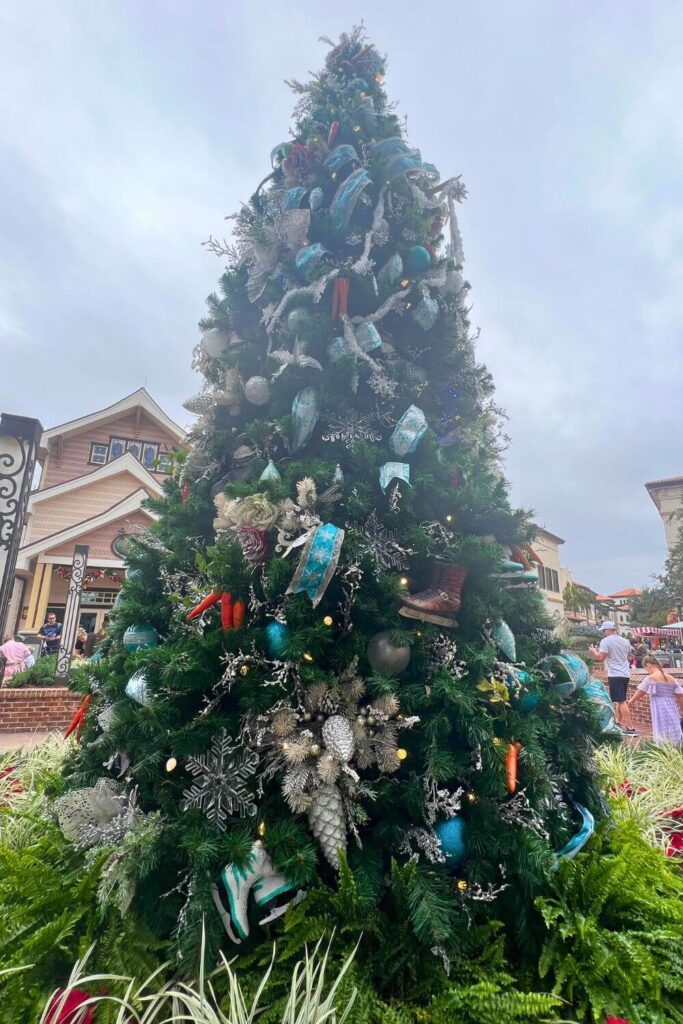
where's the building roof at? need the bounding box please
[40,388,185,447]
[29,452,164,506]
[17,489,157,564]
[645,476,683,489]
[532,525,565,545]
[607,587,642,598]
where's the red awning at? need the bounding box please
[631,626,682,638]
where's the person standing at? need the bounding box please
[37,612,62,657]
[628,655,683,746]
[0,634,33,682]
[589,621,637,735]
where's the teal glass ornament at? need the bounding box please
[265,620,289,658]
[404,245,432,274]
[493,620,516,662]
[435,816,467,867]
[125,670,152,706]
[122,623,158,652]
[520,692,540,714]
[259,459,281,483]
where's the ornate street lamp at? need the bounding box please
[0,414,42,636]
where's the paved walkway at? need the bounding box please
[0,730,54,753]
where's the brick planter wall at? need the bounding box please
[0,687,82,731]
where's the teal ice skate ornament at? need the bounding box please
[213,840,298,944]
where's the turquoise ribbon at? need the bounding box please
[286,523,345,608]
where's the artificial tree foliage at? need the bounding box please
[62,27,609,987]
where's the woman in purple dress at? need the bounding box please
[628,655,683,746]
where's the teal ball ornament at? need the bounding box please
[435,816,467,867]
[520,692,540,714]
[265,620,289,658]
[404,245,432,274]
[366,631,411,675]
[122,623,158,652]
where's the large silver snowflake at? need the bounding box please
[350,511,412,571]
[182,731,258,829]
[321,411,382,447]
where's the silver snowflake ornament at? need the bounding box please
[322,411,382,448]
[182,731,259,829]
[350,511,412,572]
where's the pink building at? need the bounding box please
[7,389,185,638]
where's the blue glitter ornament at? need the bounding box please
[434,816,467,867]
[265,620,289,658]
[122,623,158,652]
[404,245,432,274]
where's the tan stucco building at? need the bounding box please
[645,477,683,553]
[6,389,184,638]
[531,526,566,620]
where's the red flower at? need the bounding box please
[605,1017,630,1024]
[667,832,683,857]
[45,988,95,1024]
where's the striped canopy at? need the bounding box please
[631,626,682,638]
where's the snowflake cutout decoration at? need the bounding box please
[182,731,259,829]
[351,511,412,571]
[321,411,382,448]
[368,370,399,401]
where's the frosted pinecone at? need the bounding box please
[319,689,340,715]
[308,783,347,870]
[322,715,355,763]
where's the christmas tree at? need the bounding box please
[64,27,610,994]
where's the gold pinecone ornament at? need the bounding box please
[308,783,347,869]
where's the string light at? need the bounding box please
[323,615,334,626]
[456,879,469,892]
[445,514,453,523]
[399,576,409,586]
[400,279,410,288]
[397,748,408,761]
[240,664,249,676]
[257,821,266,837]
[303,652,314,663]
[466,792,478,804]
[165,756,177,773]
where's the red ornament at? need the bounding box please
[45,988,95,1024]
[327,120,340,147]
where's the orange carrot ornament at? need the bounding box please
[506,741,522,794]
[187,592,221,621]
[220,592,234,629]
[64,694,92,740]
[233,599,246,629]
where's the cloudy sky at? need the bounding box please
[1,1,681,593]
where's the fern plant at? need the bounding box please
[535,819,683,1022]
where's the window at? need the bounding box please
[142,442,159,470]
[538,565,560,593]
[110,437,126,460]
[126,440,142,460]
[81,589,119,607]
[156,451,172,474]
[90,443,108,465]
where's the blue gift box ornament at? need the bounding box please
[295,243,332,281]
[290,387,319,453]
[286,523,345,608]
[355,322,382,353]
[284,187,307,210]
[412,293,439,330]
[330,168,372,232]
[390,405,427,457]
[379,462,411,492]
[377,253,403,288]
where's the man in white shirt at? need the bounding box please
[589,621,636,735]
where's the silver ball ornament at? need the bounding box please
[244,376,270,406]
[367,630,411,675]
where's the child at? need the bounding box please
[628,655,683,746]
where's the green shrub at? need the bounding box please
[6,654,92,689]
